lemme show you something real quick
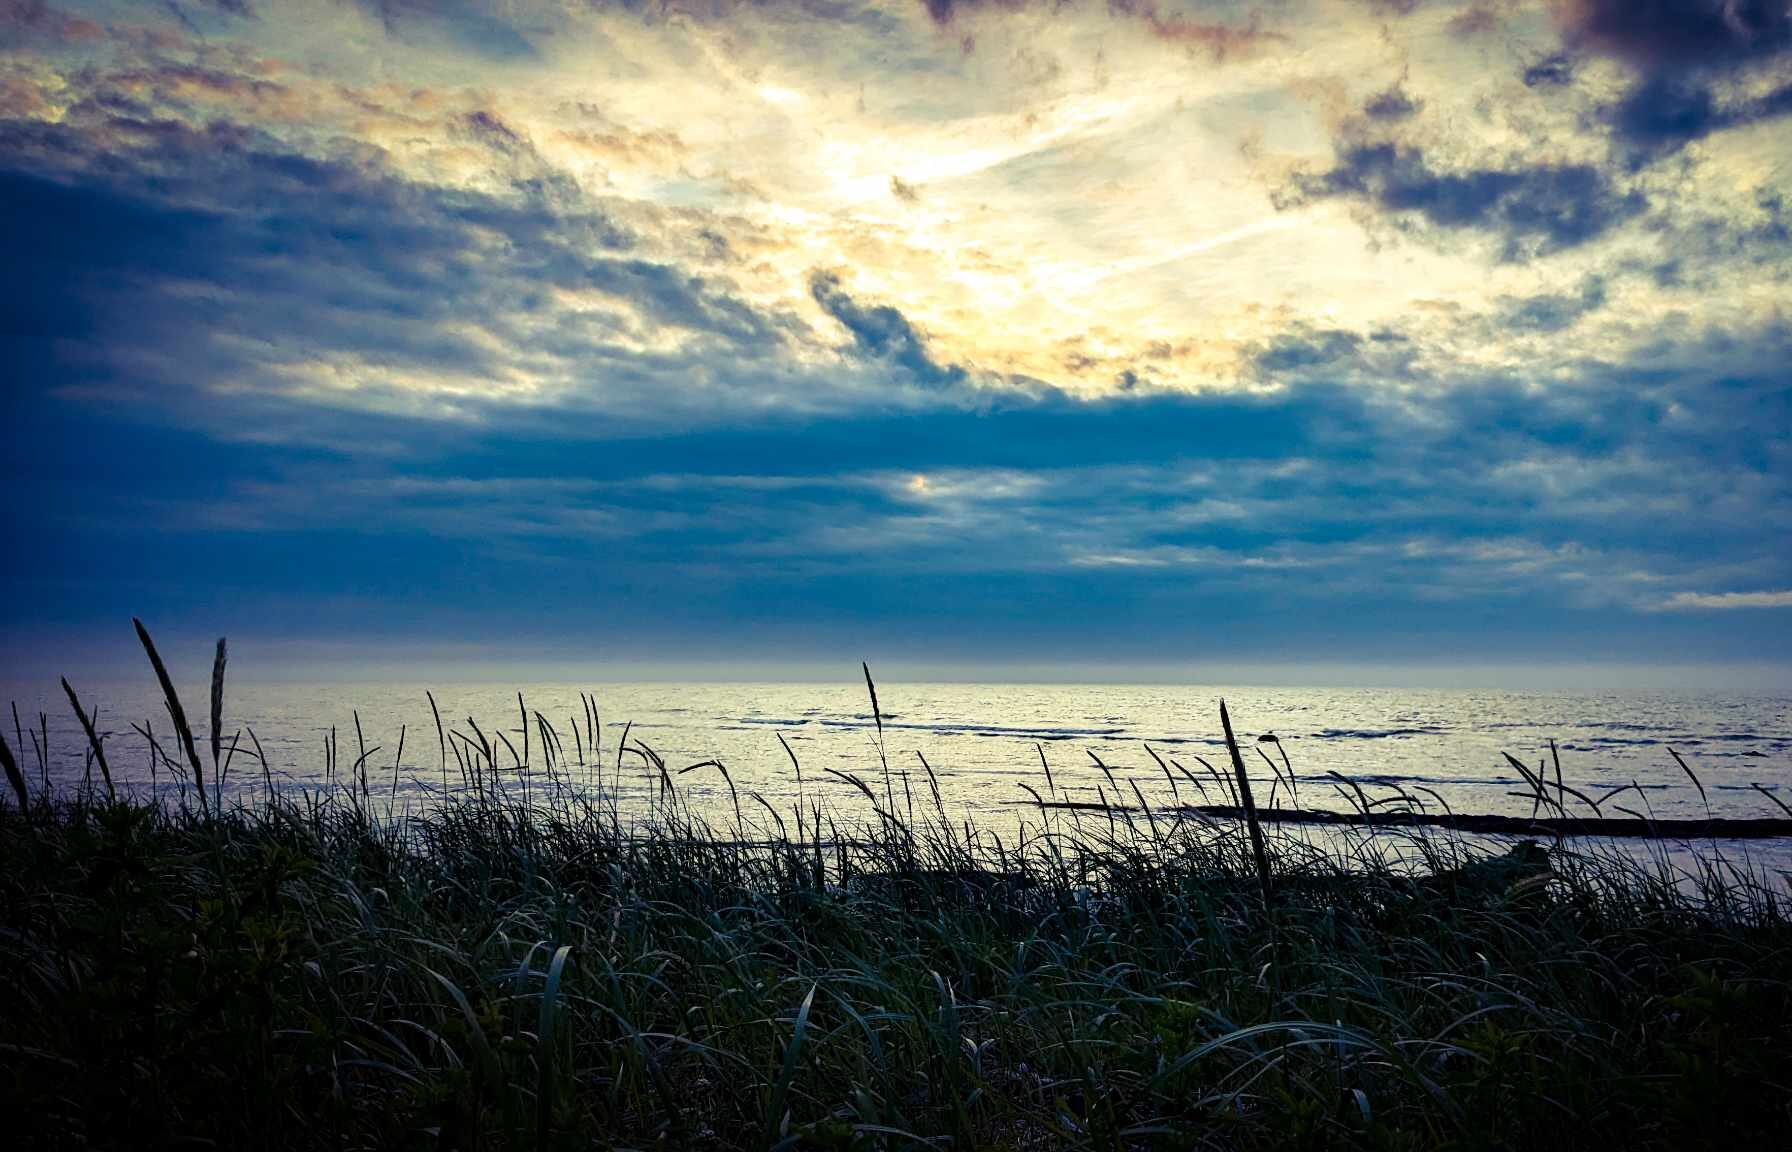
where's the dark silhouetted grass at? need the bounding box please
[1,662,1790,1148]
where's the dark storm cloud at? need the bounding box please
[1553,0,1792,71]
[1609,74,1792,162]
[11,319,1786,660]
[1278,141,1646,258]
[808,270,968,389]
[1280,55,1651,251]
[0,104,799,432]
[1612,77,1720,157]
[1540,2,1792,162]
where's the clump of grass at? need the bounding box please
[1,653,1789,1149]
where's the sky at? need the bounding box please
[2,0,1789,685]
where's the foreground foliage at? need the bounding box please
[2,772,1789,1151]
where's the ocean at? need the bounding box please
[8,679,1790,838]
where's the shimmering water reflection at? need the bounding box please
[10,681,1788,837]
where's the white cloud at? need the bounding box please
[1662,590,1792,610]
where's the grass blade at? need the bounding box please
[0,723,28,818]
[134,617,206,814]
[60,679,114,803]
[766,982,818,1147]
[210,636,227,808]
[536,943,573,1147]
[1220,698,1272,902]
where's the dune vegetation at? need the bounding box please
[1,637,1790,1149]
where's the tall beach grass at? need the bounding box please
[1,640,1790,1149]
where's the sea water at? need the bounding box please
[8,680,1787,837]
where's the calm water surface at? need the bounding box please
[9,681,1789,841]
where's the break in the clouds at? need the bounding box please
[2,0,1788,672]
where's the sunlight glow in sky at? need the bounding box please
[2,1,1789,679]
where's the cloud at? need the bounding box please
[51,350,1781,629]
[1542,2,1792,161]
[1552,0,1792,71]
[917,0,1018,24]
[1362,83,1420,121]
[8,311,1788,660]
[1607,73,1792,162]
[158,0,256,23]
[344,0,541,60]
[808,270,968,390]
[1119,2,1285,62]
[1253,326,1363,374]
[1358,0,1421,15]
[1523,52,1578,88]
[918,0,1283,62]
[1499,277,1607,332]
[0,1,102,44]
[1663,590,1792,609]
[458,108,531,157]
[1611,76,1722,159]
[1268,70,1656,260]
[1,0,1787,666]
[1278,141,1647,257]
[0,101,830,432]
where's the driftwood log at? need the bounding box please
[1026,801,1792,840]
